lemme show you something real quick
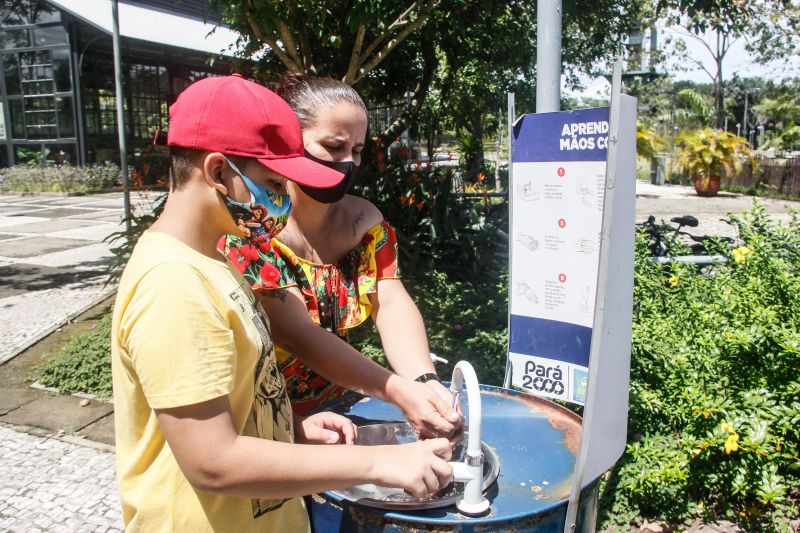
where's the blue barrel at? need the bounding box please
[311,384,598,532]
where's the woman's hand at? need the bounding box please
[389,378,463,439]
[294,412,357,445]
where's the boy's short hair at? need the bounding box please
[168,147,252,192]
[169,146,202,191]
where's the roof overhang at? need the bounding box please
[46,0,240,57]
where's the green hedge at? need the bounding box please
[599,204,800,531]
[0,161,120,193]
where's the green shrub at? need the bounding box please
[36,315,113,400]
[599,204,800,531]
[350,269,509,385]
[354,145,507,281]
[0,161,120,193]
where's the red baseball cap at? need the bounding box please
[166,74,343,188]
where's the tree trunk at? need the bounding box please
[714,57,725,129]
[465,113,485,178]
[378,30,437,147]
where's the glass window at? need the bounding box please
[1,29,31,49]
[44,143,75,165]
[34,6,61,24]
[0,146,8,168]
[51,48,71,91]
[25,96,54,110]
[56,96,73,137]
[3,54,21,95]
[14,145,45,163]
[9,100,25,139]
[33,26,68,47]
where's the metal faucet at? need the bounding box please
[448,361,490,515]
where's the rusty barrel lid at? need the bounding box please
[322,384,588,526]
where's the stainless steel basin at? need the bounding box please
[330,422,500,511]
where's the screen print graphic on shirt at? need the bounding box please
[229,281,295,519]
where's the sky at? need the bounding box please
[563,24,800,102]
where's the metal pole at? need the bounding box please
[742,90,749,140]
[112,0,132,231]
[536,0,562,113]
[68,24,86,166]
[503,92,516,390]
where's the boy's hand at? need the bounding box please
[369,438,454,498]
[295,412,357,445]
[391,379,463,439]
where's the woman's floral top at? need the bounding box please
[221,221,400,415]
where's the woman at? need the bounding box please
[222,75,457,437]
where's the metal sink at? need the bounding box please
[329,422,500,511]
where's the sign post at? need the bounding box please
[507,60,637,530]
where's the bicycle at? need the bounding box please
[637,215,734,268]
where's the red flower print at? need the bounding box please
[259,262,281,287]
[338,283,348,307]
[227,246,250,273]
[259,240,271,253]
[237,243,259,262]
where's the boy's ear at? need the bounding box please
[202,152,230,196]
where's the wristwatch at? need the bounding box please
[414,372,440,384]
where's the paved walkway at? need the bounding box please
[0,192,158,364]
[0,425,121,532]
[635,181,799,238]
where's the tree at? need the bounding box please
[214,0,646,148]
[754,80,800,150]
[657,0,800,129]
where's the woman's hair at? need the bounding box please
[275,74,367,129]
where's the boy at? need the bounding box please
[111,75,452,532]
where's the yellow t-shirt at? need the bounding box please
[111,231,309,533]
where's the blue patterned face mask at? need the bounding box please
[222,156,292,241]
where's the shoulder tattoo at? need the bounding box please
[352,210,364,236]
[264,289,288,302]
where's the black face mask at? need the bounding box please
[299,150,359,204]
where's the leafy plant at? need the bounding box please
[600,204,800,531]
[0,161,120,193]
[104,193,167,285]
[636,123,667,161]
[36,315,113,400]
[355,142,507,280]
[675,128,756,187]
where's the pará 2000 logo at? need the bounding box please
[521,360,565,395]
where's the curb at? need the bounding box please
[0,287,117,366]
[0,421,116,453]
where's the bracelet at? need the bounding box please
[414,372,440,384]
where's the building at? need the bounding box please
[0,0,237,169]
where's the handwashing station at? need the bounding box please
[312,81,638,533]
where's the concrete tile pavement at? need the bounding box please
[0,191,160,365]
[635,181,800,239]
[0,425,122,532]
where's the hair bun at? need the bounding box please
[276,73,309,98]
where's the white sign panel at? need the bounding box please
[508,107,611,404]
